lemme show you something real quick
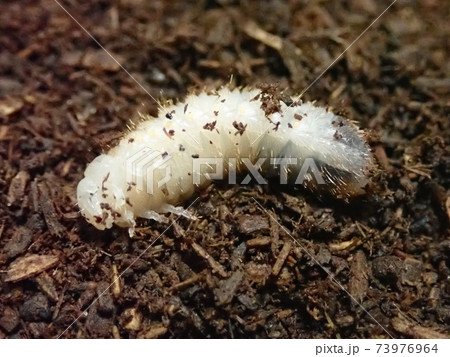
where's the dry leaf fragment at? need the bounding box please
[0,96,24,117]
[5,254,59,282]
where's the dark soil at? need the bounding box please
[0,0,449,338]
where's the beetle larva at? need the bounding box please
[77,86,372,234]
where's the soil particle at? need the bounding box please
[20,293,51,322]
[313,245,332,266]
[86,307,114,338]
[335,314,355,328]
[81,49,122,72]
[75,282,97,310]
[214,271,244,306]
[245,262,272,285]
[255,83,283,118]
[238,215,269,234]
[96,281,115,317]
[2,214,43,260]
[0,306,20,333]
[401,257,423,286]
[372,256,403,289]
[27,322,48,338]
[3,226,33,259]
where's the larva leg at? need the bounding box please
[139,204,196,223]
[160,204,197,220]
[139,210,169,223]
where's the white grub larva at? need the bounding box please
[77,86,373,234]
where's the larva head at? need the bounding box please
[77,154,136,231]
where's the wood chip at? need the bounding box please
[242,20,305,84]
[37,182,65,237]
[247,236,271,247]
[35,271,59,302]
[276,309,294,320]
[170,271,204,292]
[0,96,24,117]
[122,308,142,331]
[329,238,362,252]
[391,316,449,339]
[0,125,9,140]
[5,254,59,282]
[238,215,269,234]
[137,323,168,339]
[81,49,122,72]
[112,325,121,339]
[272,240,292,276]
[348,250,369,303]
[243,20,283,50]
[7,170,30,207]
[110,264,121,299]
[191,242,227,278]
[413,77,450,94]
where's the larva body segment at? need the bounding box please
[77,87,372,234]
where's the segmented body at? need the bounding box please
[77,87,372,234]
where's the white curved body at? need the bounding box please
[77,87,372,234]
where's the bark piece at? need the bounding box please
[5,254,59,282]
[238,215,269,234]
[348,250,369,303]
[272,240,292,276]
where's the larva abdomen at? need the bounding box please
[77,87,372,234]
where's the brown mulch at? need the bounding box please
[0,0,449,338]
